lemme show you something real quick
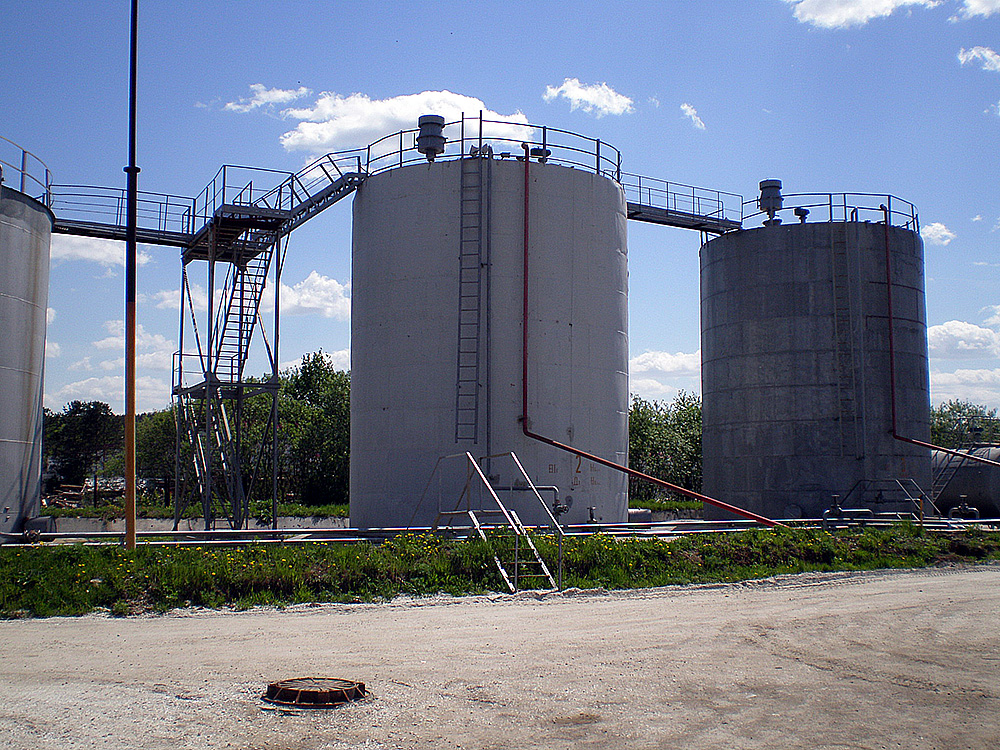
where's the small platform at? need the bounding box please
[182,204,289,264]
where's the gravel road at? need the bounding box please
[2,565,998,749]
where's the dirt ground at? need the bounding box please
[2,565,999,750]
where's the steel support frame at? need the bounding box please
[172,224,283,530]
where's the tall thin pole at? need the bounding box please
[123,0,140,550]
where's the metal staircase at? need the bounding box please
[455,150,491,443]
[467,508,556,593]
[212,241,274,382]
[931,451,969,502]
[173,391,245,528]
[830,223,860,458]
[429,451,562,593]
[929,418,994,502]
[170,155,367,530]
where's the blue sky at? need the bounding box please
[2,0,999,413]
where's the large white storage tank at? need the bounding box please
[700,187,931,520]
[0,181,52,536]
[350,152,629,528]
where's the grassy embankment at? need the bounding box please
[2,525,998,618]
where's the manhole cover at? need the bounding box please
[262,677,366,708]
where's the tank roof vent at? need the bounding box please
[416,115,446,162]
[758,179,783,225]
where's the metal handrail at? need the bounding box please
[496,451,564,590]
[742,192,919,231]
[829,477,938,526]
[620,172,743,223]
[41,114,739,245]
[0,135,52,206]
[42,115,740,243]
[421,450,564,589]
[50,184,194,234]
[185,113,625,236]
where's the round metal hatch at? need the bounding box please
[262,677,366,708]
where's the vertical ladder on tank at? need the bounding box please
[454,154,487,442]
[830,223,861,458]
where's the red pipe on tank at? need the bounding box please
[881,204,1000,470]
[517,143,784,528]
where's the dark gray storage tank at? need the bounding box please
[0,182,52,536]
[700,190,931,520]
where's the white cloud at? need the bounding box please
[928,320,1000,358]
[628,350,702,401]
[50,234,151,267]
[90,320,174,371]
[680,103,706,130]
[630,349,702,377]
[47,375,170,413]
[783,0,940,28]
[630,378,685,400]
[921,221,956,245]
[144,283,209,312]
[542,78,634,117]
[46,307,56,324]
[279,90,534,154]
[973,214,983,221]
[69,357,92,372]
[648,96,661,108]
[958,46,1000,72]
[280,348,351,373]
[46,340,60,357]
[953,0,1000,19]
[931,368,1000,410]
[983,304,1000,327]
[260,271,351,320]
[224,83,311,113]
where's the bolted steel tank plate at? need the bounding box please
[262,677,366,708]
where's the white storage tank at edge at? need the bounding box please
[350,156,629,529]
[0,183,52,536]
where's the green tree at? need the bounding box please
[930,399,1000,448]
[136,409,178,504]
[280,352,351,505]
[44,401,123,489]
[628,392,702,502]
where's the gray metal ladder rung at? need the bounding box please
[454,155,487,445]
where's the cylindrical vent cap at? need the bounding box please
[416,115,446,161]
[758,179,783,217]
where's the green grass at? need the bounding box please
[2,526,998,618]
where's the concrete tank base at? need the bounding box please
[700,220,931,521]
